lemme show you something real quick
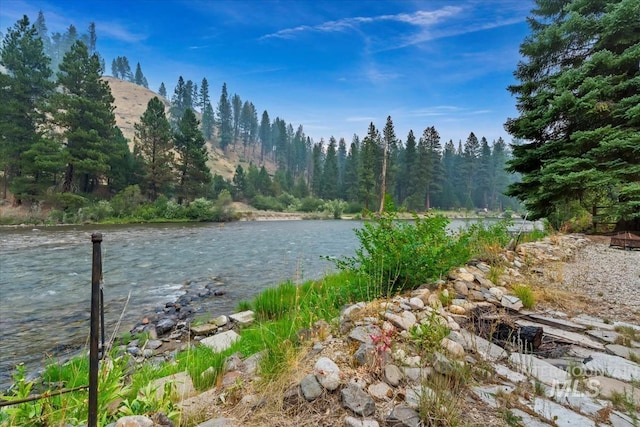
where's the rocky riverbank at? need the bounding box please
[111,234,639,427]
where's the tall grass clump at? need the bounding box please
[462,219,513,265]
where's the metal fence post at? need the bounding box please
[89,233,102,427]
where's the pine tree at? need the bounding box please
[231,94,242,146]
[184,79,194,110]
[322,136,339,199]
[108,126,139,193]
[489,137,510,211]
[476,137,492,209]
[34,11,50,55]
[133,62,148,88]
[52,41,116,193]
[343,135,360,202]
[417,126,443,211]
[337,137,347,198]
[381,116,398,211]
[462,132,480,209]
[441,139,460,209]
[111,58,118,77]
[158,82,167,98]
[0,15,55,202]
[400,130,419,209]
[217,83,233,149]
[174,109,211,203]
[170,76,186,125]
[87,22,97,55]
[202,102,215,141]
[359,123,381,210]
[134,97,175,200]
[259,110,271,162]
[309,141,323,197]
[506,0,640,228]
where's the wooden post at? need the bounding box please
[88,233,102,427]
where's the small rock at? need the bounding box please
[229,310,254,326]
[341,384,376,416]
[196,418,236,427]
[426,293,443,310]
[448,304,466,315]
[344,416,380,427]
[342,302,367,320]
[440,338,465,359]
[368,381,393,401]
[386,405,420,427]
[155,318,176,335]
[488,287,504,300]
[384,364,403,386]
[453,280,470,296]
[190,323,218,336]
[115,415,154,427]
[211,315,228,327]
[349,325,381,344]
[300,374,323,401]
[384,311,417,331]
[501,295,523,311]
[145,339,162,350]
[315,357,341,391]
[353,343,376,367]
[407,297,424,310]
[457,270,475,282]
[126,346,141,357]
[200,330,240,353]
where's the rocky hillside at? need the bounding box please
[112,235,640,427]
[106,78,274,180]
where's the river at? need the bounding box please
[0,217,531,390]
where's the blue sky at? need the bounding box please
[1,0,533,145]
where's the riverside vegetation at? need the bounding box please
[0,213,534,426]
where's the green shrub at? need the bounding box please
[277,192,298,209]
[163,200,186,219]
[251,195,284,212]
[110,185,146,217]
[299,196,324,212]
[186,198,215,221]
[333,212,471,295]
[78,200,114,222]
[322,199,348,219]
[344,201,363,214]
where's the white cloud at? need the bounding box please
[346,116,376,123]
[95,21,146,43]
[260,7,462,40]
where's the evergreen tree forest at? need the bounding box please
[506,0,639,230]
[1,12,522,224]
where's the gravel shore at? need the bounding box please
[560,235,640,322]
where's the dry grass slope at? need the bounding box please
[105,77,276,181]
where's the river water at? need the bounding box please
[0,217,529,390]
[0,220,368,390]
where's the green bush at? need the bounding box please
[299,196,324,212]
[110,185,146,217]
[333,212,472,295]
[186,198,215,221]
[79,200,114,222]
[163,200,186,219]
[251,195,285,212]
[322,199,348,219]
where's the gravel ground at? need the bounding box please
[561,236,640,322]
